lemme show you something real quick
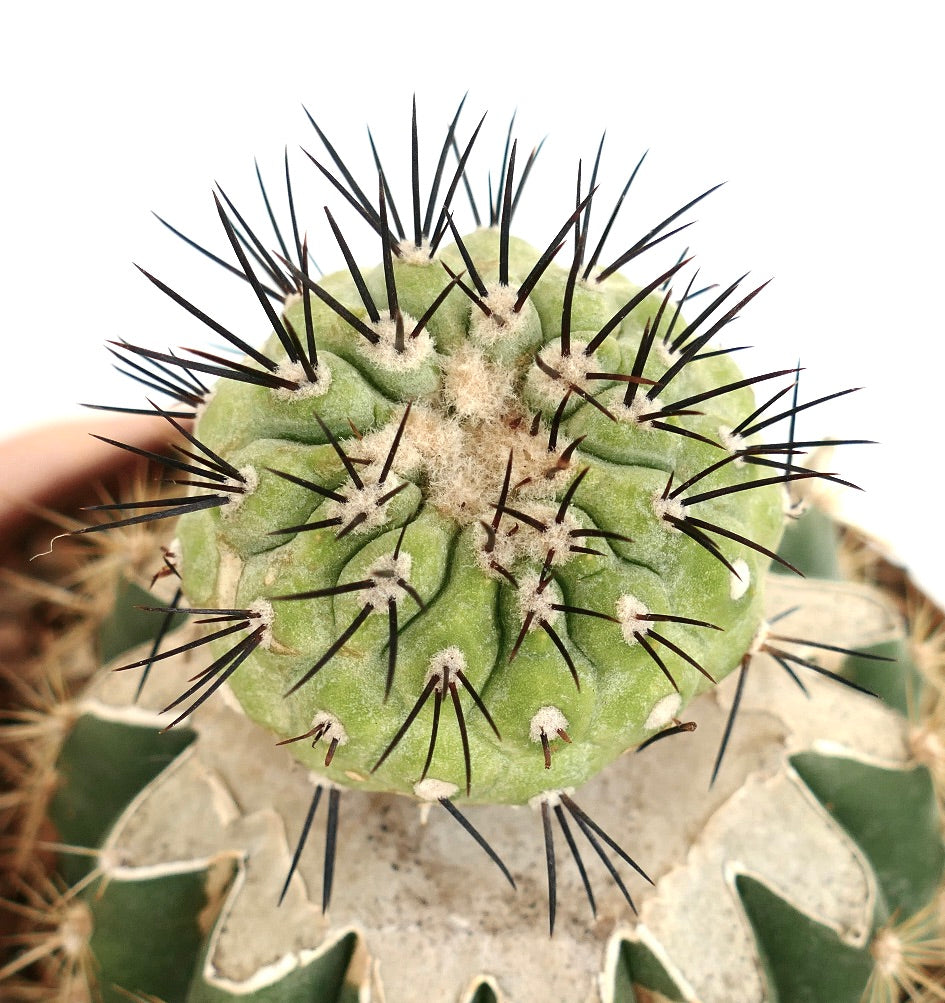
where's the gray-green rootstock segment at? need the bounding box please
[52,704,945,1002]
[621,747,945,1002]
[50,709,360,1003]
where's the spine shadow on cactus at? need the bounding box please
[56,96,877,937]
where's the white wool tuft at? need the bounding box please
[361,315,433,371]
[516,573,559,628]
[652,491,686,527]
[730,559,751,599]
[222,466,259,516]
[425,647,468,690]
[527,787,574,811]
[644,693,682,730]
[613,391,663,425]
[364,552,414,608]
[248,598,275,650]
[529,706,569,743]
[413,778,459,801]
[616,593,651,645]
[469,282,527,345]
[272,361,332,401]
[309,710,348,747]
[325,478,403,536]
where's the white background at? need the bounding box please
[2,2,942,601]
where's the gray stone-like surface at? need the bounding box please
[84,576,907,1001]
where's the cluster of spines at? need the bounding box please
[116,600,272,730]
[64,404,250,538]
[370,647,500,798]
[708,605,893,785]
[267,407,413,543]
[72,97,878,928]
[538,791,653,936]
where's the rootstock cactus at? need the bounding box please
[74,99,875,928]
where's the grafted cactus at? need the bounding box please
[6,99,942,1003]
[71,99,875,913]
[107,103,801,826]
[6,547,943,1003]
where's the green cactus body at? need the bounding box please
[177,221,783,807]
